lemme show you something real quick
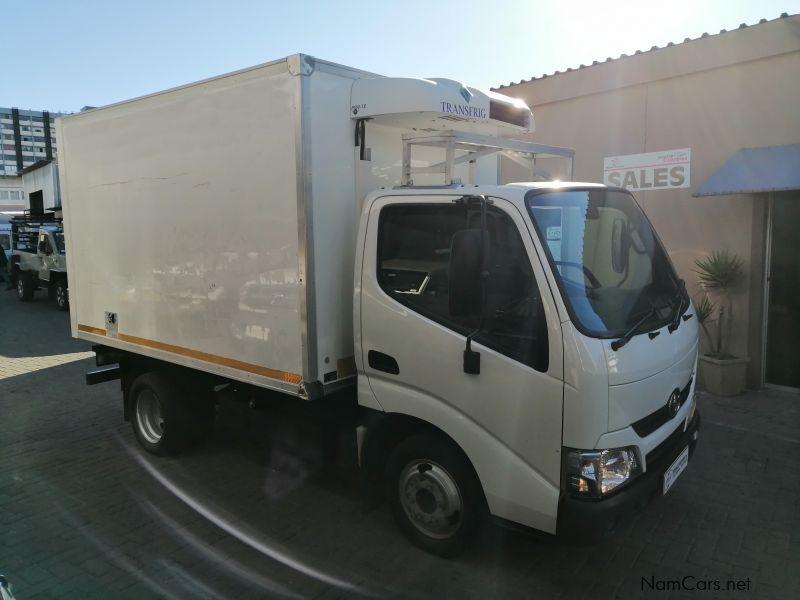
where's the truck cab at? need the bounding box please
[11,218,69,310]
[355,182,699,551]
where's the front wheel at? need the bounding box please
[385,434,486,557]
[55,280,69,311]
[17,273,34,301]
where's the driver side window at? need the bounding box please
[377,203,548,372]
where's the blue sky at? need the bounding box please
[6,0,800,112]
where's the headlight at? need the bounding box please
[564,447,641,497]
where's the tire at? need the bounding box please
[17,272,34,301]
[55,279,69,311]
[385,434,486,557]
[129,371,216,456]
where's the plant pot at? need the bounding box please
[698,355,750,396]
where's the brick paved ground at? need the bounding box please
[0,288,798,599]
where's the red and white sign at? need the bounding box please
[603,148,691,191]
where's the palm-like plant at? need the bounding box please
[693,250,744,359]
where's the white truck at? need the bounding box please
[58,54,699,556]
[9,214,69,310]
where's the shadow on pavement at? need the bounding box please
[0,288,87,359]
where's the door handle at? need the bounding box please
[368,350,399,375]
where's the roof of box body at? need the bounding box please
[493,12,799,98]
[19,159,54,176]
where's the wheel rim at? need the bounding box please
[56,285,66,307]
[398,459,463,539]
[136,389,165,444]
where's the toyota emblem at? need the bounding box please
[667,389,681,418]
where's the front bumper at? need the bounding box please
[558,410,700,541]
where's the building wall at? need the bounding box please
[0,176,24,213]
[500,15,800,386]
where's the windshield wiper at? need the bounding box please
[610,308,659,351]
[668,279,689,333]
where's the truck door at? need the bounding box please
[37,232,53,283]
[358,194,565,533]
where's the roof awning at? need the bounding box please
[694,144,800,197]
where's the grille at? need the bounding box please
[632,377,693,437]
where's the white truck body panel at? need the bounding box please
[59,59,306,392]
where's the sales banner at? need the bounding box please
[603,148,691,191]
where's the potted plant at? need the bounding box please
[693,250,749,396]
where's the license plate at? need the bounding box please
[663,446,689,495]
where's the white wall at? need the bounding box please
[22,161,60,210]
[0,176,24,212]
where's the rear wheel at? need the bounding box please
[385,434,486,557]
[55,279,69,311]
[130,372,215,456]
[17,273,34,301]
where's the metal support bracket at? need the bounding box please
[400,130,574,186]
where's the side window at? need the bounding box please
[378,203,548,371]
[37,234,53,254]
[0,233,9,251]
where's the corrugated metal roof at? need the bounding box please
[694,144,800,197]
[493,12,795,90]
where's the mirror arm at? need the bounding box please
[463,195,490,375]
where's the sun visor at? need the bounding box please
[350,77,534,134]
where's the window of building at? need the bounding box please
[377,202,549,371]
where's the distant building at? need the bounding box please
[1,107,66,177]
[0,107,66,211]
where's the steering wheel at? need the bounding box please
[553,261,601,289]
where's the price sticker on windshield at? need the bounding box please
[546,226,562,241]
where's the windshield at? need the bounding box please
[54,231,66,253]
[526,188,680,338]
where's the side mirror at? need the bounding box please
[611,218,630,274]
[448,229,489,317]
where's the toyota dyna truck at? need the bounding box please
[9,213,69,310]
[58,54,699,556]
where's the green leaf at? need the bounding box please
[693,249,744,291]
[694,295,715,323]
